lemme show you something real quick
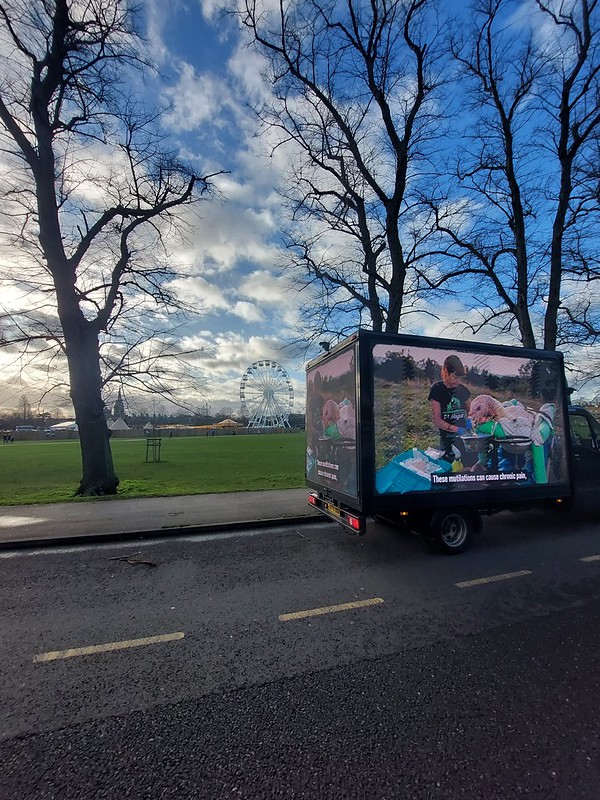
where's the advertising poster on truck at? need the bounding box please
[306,344,358,499]
[372,342,569,496]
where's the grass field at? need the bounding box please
[0,433,306,506]
[374,378,440,468]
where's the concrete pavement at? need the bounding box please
[0,488,320,549]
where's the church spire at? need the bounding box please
[113,388,125,420]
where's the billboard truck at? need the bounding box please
[306,330,600,554]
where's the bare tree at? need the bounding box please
[0,0,216,494]
[241,0,449,342]
[538,0,600,349]
[436,0,600,351]
[19,394,32,423]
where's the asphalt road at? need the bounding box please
[1,509,600,798]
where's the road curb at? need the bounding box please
[0,514,322,552]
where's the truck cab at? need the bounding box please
[569,405,600,511]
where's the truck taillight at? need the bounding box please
[348,516,362,531]
[308,494,317,506]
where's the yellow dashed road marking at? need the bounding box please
[33,632,185,663]
[279,597,384,622]
[455,570,532,589]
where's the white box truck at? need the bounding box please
[306,330,600,553]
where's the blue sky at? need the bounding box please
[0,0,598,416]
[135,0,597,412]
[132,0,471,415]
[0,0,306,419]
[125,0,310,416]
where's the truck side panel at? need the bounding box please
[369,336,571,509]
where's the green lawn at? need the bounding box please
[0,433,306,506]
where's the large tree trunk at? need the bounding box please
[64,322,119,497]
[385,214,406,334]
[39,183,119,496]
[543,166,572,352]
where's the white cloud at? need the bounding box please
[227,38,272,105]
[169,275,228,310]
[239,270,294,305]
[199,0,234,22]
[167,198,282,277]
[231,301,264,322]
[143,0,171,65]
[162,62,233,133]
[181,330,291,370]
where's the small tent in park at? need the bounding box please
[49,420,78,431]
[108,417,130,431]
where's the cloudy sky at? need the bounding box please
[132,0,307,416]
[0,0,311,417]
[0,0,598,417]
[125,0,480,414]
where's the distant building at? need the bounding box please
[113,388,125,420]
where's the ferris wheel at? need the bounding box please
[240,360,294,428]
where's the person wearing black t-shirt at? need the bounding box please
[428,354,471,462]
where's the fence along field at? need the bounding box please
[0,433,306,505]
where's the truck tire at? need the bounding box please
[429,509,474,555]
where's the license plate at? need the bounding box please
[324,502,341,517]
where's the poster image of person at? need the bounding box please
[468,394,556,484]
[322,398,356,441]
[428,354,472,463]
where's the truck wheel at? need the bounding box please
[429,509,473,555]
